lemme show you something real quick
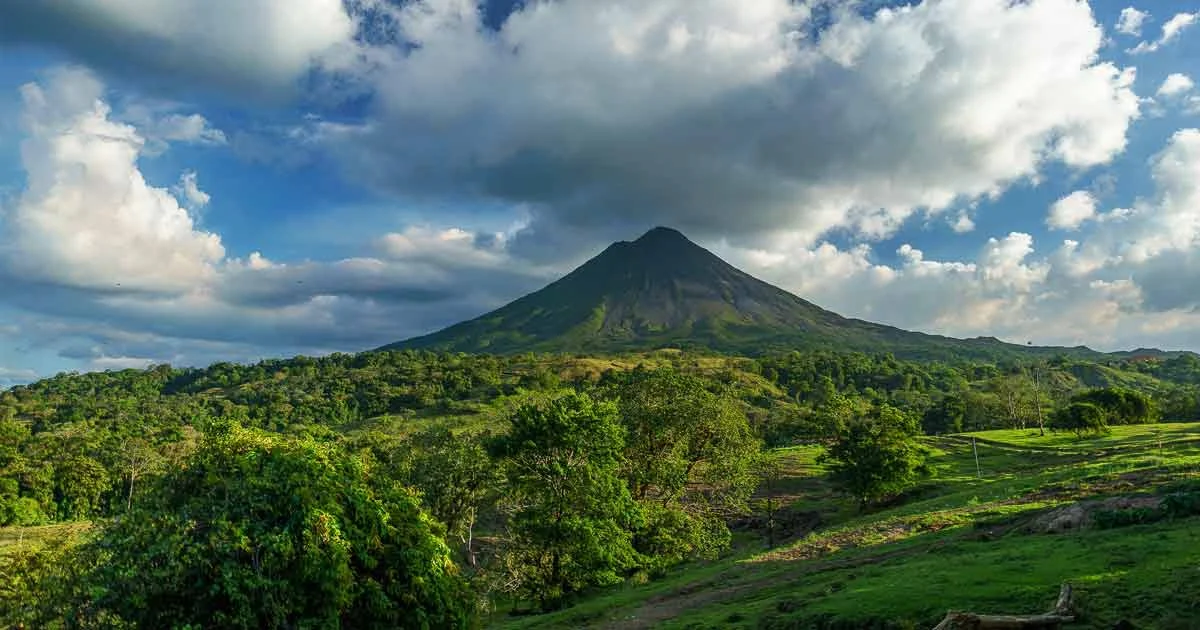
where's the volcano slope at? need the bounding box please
[384,227,1144,363]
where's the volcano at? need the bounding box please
[382,227,1119,361]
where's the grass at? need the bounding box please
[492,423,1200,629]
[0,522,90,558]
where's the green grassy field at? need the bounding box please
[0,522,90,560]
[491,425,1200,629]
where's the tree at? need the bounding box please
[821,405,927,509]
[1051,401,1109,437]
[491,391,641,610]
[118,437,163,511]
[51,454,110,521]
[68,422,475,629]
[1070,387,1158,425]
[611,368,760,566]
[406,427,501,568]
[922,393,965,435]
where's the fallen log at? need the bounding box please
[931,584,1074,630]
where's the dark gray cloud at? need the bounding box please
[0,0,355,101]
[323,0,1139,258]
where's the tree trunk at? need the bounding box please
[465,519,477,569]
[126,470,136,511]
[931,583,1074,630]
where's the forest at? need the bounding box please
[2,348,1199,627]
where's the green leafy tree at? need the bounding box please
[69,423,475,629]
[492,391,641,610]
[1070,387,1158,425]
[821,405,927,509]
[922,393,965,435]
[611,368,760,566]
[52,455,110,521]
[1051,401,1110,437]
[406,427,501,568]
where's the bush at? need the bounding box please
[1162,491,1200,519]
[1092,507,1162,530]
[1,495,47,526]
[44,424,476,629]
[1050,401,1109,437]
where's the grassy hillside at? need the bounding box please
[493,425,1200,629]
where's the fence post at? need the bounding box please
[973,437,981,478]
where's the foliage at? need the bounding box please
[489,424,1200,630]
[404,427,501,567]
[2,345,1199,620]
[491,392,641,609]
[0,532,98,628]
[604,367,761,564]
[821,405,927,508]
[71,423,474,629]
[922,393,965,435]
[1051,401,1110,437]
[1069,387,1158,425]
[0,348,1194,527]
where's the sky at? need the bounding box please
[0,0,1199,385]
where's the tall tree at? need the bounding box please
[492,392,640,610]
[611,368,760,566]
[406,427,501,568]
[822,405,927,509]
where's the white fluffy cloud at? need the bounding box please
[173,171,210,209]
[1157,73,1195,97]
[2,67,225,292]
[0,68,557,367]
[121,104,227,155]
[1116,7,1150,36]
[1129,11,1198,54]
[1154,73,1200,115]
[714,125,1200,351]
[1122,128,1200,262]
[325,0,1140,254]
[725,232,1055,341]
[1047,190,1099,230]
[0,0,356,97]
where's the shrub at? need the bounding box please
[49,424,476,629]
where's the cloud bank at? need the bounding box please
[4,0,1200,378]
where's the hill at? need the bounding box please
[494,424,1200,629]
[383,227,1179,362]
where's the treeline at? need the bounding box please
[3,349,1198,526]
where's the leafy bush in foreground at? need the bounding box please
[6,423,476,629]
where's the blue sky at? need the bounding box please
[1,0,1199,385]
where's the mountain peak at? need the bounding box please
[632,226,691,246]
[380,227,1111,362]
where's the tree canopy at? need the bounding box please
[822,404,927,508]
[70,423,474,629]
[491,391,641,609]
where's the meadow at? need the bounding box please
[493,424,1200,629]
